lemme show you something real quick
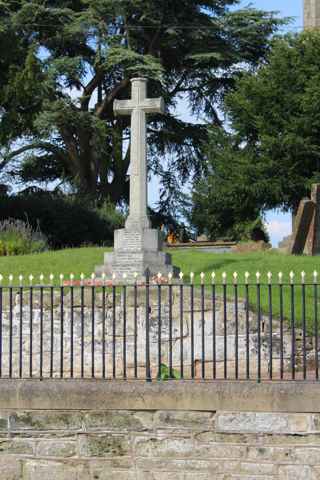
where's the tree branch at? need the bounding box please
[81,71,104,111]
[96,78,130,119]
[2,142,63,161]
[59,129,79,170]
[168,73,189,98]
[147,26,162,56]
[211,107,222,127]
[0,142,66,173]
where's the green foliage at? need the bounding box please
[221,30,320,213]
[192,32,320,238]
[0,194,124,249]
[191,128,269,241]
[105,47,164,79]
[95,200,126,232]
[157,363,180,381]
[0,218,48,256]
[0,0,285,212]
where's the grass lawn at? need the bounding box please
[173,249,320,331]
[0,246,319,282]
[0,247,320,329]
[172,248,320,284]
[0,246,109,281]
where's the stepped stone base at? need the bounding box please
[96,227,179,280]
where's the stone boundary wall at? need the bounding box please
[0,380,320,479]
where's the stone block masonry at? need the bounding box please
[304,0,320,29]
[0,381,320,479]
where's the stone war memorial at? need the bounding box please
[96,77,178,281]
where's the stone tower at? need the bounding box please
[304,0,320,28]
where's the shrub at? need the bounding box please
[0,193,125,249]
[0,218,48,256]
[94,201,125,233]
[157,363,180,381]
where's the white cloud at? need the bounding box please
[265,218,292,247]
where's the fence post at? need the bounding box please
[145,268,151,382]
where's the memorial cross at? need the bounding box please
[114,78,164,229]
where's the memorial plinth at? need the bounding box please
[96,78,179,280]
[99,228,175,279]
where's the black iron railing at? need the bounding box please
[0,272,319,381]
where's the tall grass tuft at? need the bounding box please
[0,218,48,256]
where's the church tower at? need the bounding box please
[304,0,320,28]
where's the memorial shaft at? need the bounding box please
[114,78,164,229]
[129,104,148,228]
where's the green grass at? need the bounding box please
[0,246,109,281]
[0,247,319,282]
[0,247,320,330]
[174,249,320,332]
[172,248,320,282]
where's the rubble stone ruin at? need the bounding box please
[284,184,320,255]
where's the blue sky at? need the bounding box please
[150,0,302,245]
[243,0,301,28]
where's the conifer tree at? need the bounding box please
[0,0,283,205]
